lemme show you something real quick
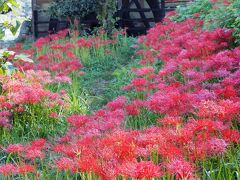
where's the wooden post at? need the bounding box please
[33,10,38,39]
[160,0,165,20]
[32,0,37,39]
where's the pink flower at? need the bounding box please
[106,96,127,111]
[24,148,45,159]
[125,103,140,116]
[67,115,90,127]
[5,144,24,154]
[119,161,162,179]
[167,159,194,179]
[0,163,17,176]
[207,138,228,155]
[55,157,75,172]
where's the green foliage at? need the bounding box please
[172,0,240,44]
[49,0,118,34]
[0,0,18,13]
[171,0,213,22]
[0,0,20,39]
[97,0,118,34]
[49,0,100,20]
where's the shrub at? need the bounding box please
[172,0,240,44]
[49,0,118,34]
[49,0,100,20]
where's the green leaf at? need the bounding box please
[2,62,16,75]
[1,2,10,13]
[10,20,20,35]
[0,67,4,75]
[0,27,5,39]
[8,0,18,7]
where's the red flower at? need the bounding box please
[55,157,75,172]
[167,159,194,179]
[125,103,140,116]
[24,149,45,160]
[5,144,24,154]
[0,163,17,176]
[106,96,127,111]
[31,138,46,149]
[158,116,182,127]
[132,66,155,76]
[206,138,228,155]
[67,115,90,127]
[17,164,35,175]
[119,161,162,179]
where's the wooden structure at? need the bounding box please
[32,0,192,38]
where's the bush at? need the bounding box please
[172,0,240,44]
[49,0,118,34]
[49,0,100,20]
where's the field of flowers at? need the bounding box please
[0,0,240,179]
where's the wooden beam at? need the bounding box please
[146,0,164,22]
[132,0,150,28]
[32,10,38,39]
[32,0,37,39]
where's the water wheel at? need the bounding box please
[118,0,165,35]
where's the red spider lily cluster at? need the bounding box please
[0,28,123,130]
[0,139,46,176]
[0,29,126,128]
[0,70,70,128]
[1,2,240,179]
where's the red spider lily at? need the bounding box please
[4,144,24,154]
[197,100,240,122]
[158,144,183,160]
[24,148,45,160]
[49,112,58,119]
[106,96,127,111]
[33,37,51,50]
[17,164,35,175]
[30,139,46,149]
[206,138,228,155]
[0,117,11,128]
[125,103,141,116]
[76,37,93,47]
[65,51,76,59]
[2,4,240,178]
[67,115,90,128]
[55,157,76,172]
[132,66,155,76]
[158,116,183,127]
[119,161,162,179]
[222,129,240,143]
[167,159,194,179]
[0,163,17,176]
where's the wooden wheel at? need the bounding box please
[119,0,165,35]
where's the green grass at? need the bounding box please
[78,36,138,111]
